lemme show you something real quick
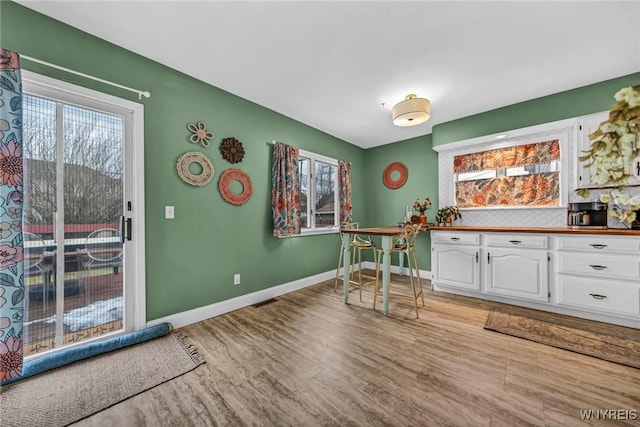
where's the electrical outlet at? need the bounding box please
[233,273,240,285]
[165,205,175,219]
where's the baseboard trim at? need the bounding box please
[147,269,337,329]
[147,264,433,329]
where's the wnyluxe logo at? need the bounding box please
[580,409,638,421]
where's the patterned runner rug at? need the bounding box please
[0,331,205,427]
[484,306,640,369]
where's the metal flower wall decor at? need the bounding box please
[579,85,640,186]
[220,137,245,163]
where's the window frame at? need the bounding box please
[298,148,340,236]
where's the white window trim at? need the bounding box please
[21,70,147,332]
[298,148,340,236]
[434,118,575,210]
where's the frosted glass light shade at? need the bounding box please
[392,94,430,127]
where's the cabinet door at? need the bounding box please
[486,248,548,301]
[577,111,640,187]
[576,111,607,188]
[432,245,480,290]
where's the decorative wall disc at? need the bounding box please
[382,162,408,189]
[219,168,253,205]
[176,151,215,186]
[220,137,245,164]
[187,121,213,147]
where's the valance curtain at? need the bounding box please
[338,160,352,223]
[271,142,301,236]
[454,139,560,208]
[0,49,24,383]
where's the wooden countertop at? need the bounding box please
[429,225,640,236]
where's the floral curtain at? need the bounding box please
[454,139,561,208]
[0,49,24,383]
[454,139,560,173]
[456,172,560,208]
[272,142,300,236]
[338,160,352,223]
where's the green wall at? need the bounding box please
[2,1,638,321]
[433,73,640,147]
[0,2,365,320]
[363,134,438,271]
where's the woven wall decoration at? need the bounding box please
[187,121,213,147]
[219,168,253,205]
[220,137,245,163]
[382,162,408,189]
[176,151,214,186]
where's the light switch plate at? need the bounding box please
[165,205,175,219]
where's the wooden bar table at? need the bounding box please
[340,225,423,315]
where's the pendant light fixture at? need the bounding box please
[392,94,430,127]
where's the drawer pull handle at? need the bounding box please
[508,240,522,245]
[450,237,460,241]
[589,244,607,249]
[589,293,608,300]
[589,264,607,270]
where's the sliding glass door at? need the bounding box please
[21,76,140,356]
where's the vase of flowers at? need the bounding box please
[413,197,432,224]
[599,187,640,228]
[436,206,462,226]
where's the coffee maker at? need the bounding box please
[567,201,608,228]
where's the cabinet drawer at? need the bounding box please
[486,234,548,249]
[557,235,640,254]
[557,253,640,280]
[557,275,640,316]
[431,232,480,246]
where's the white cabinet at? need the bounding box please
[576,111,607,188]
[486,248,549,302]
[430,230,640,328]
[431,232,481,291]
[556,234,640,320]
[432,245,480,290]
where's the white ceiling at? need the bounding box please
[17,1,640,148]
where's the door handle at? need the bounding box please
[125,218,132,241]
[475,251,478,263]
[119,216,126,244]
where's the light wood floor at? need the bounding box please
[76,270,640,426]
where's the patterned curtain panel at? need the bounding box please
[0,49,24,383]
[454,139,560,173]
[456,172,560,208]
[272,142,301,236]
[338,160,352,223]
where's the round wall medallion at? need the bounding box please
[382,162,408,189]
[220,137,245,164]
[219,168,253,206]
[176,151,215,186]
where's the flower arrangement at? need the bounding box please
[413,197,432,213]
[599,187,640,227]
[436,206,462,225]
[579,85,640,186]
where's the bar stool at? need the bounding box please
[373,224,424,318]
[335,222,378,301]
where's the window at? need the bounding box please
[453,139,562,208]
[298,149,339,233]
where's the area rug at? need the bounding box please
[484,306,640,369]
[0,332,205,427]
